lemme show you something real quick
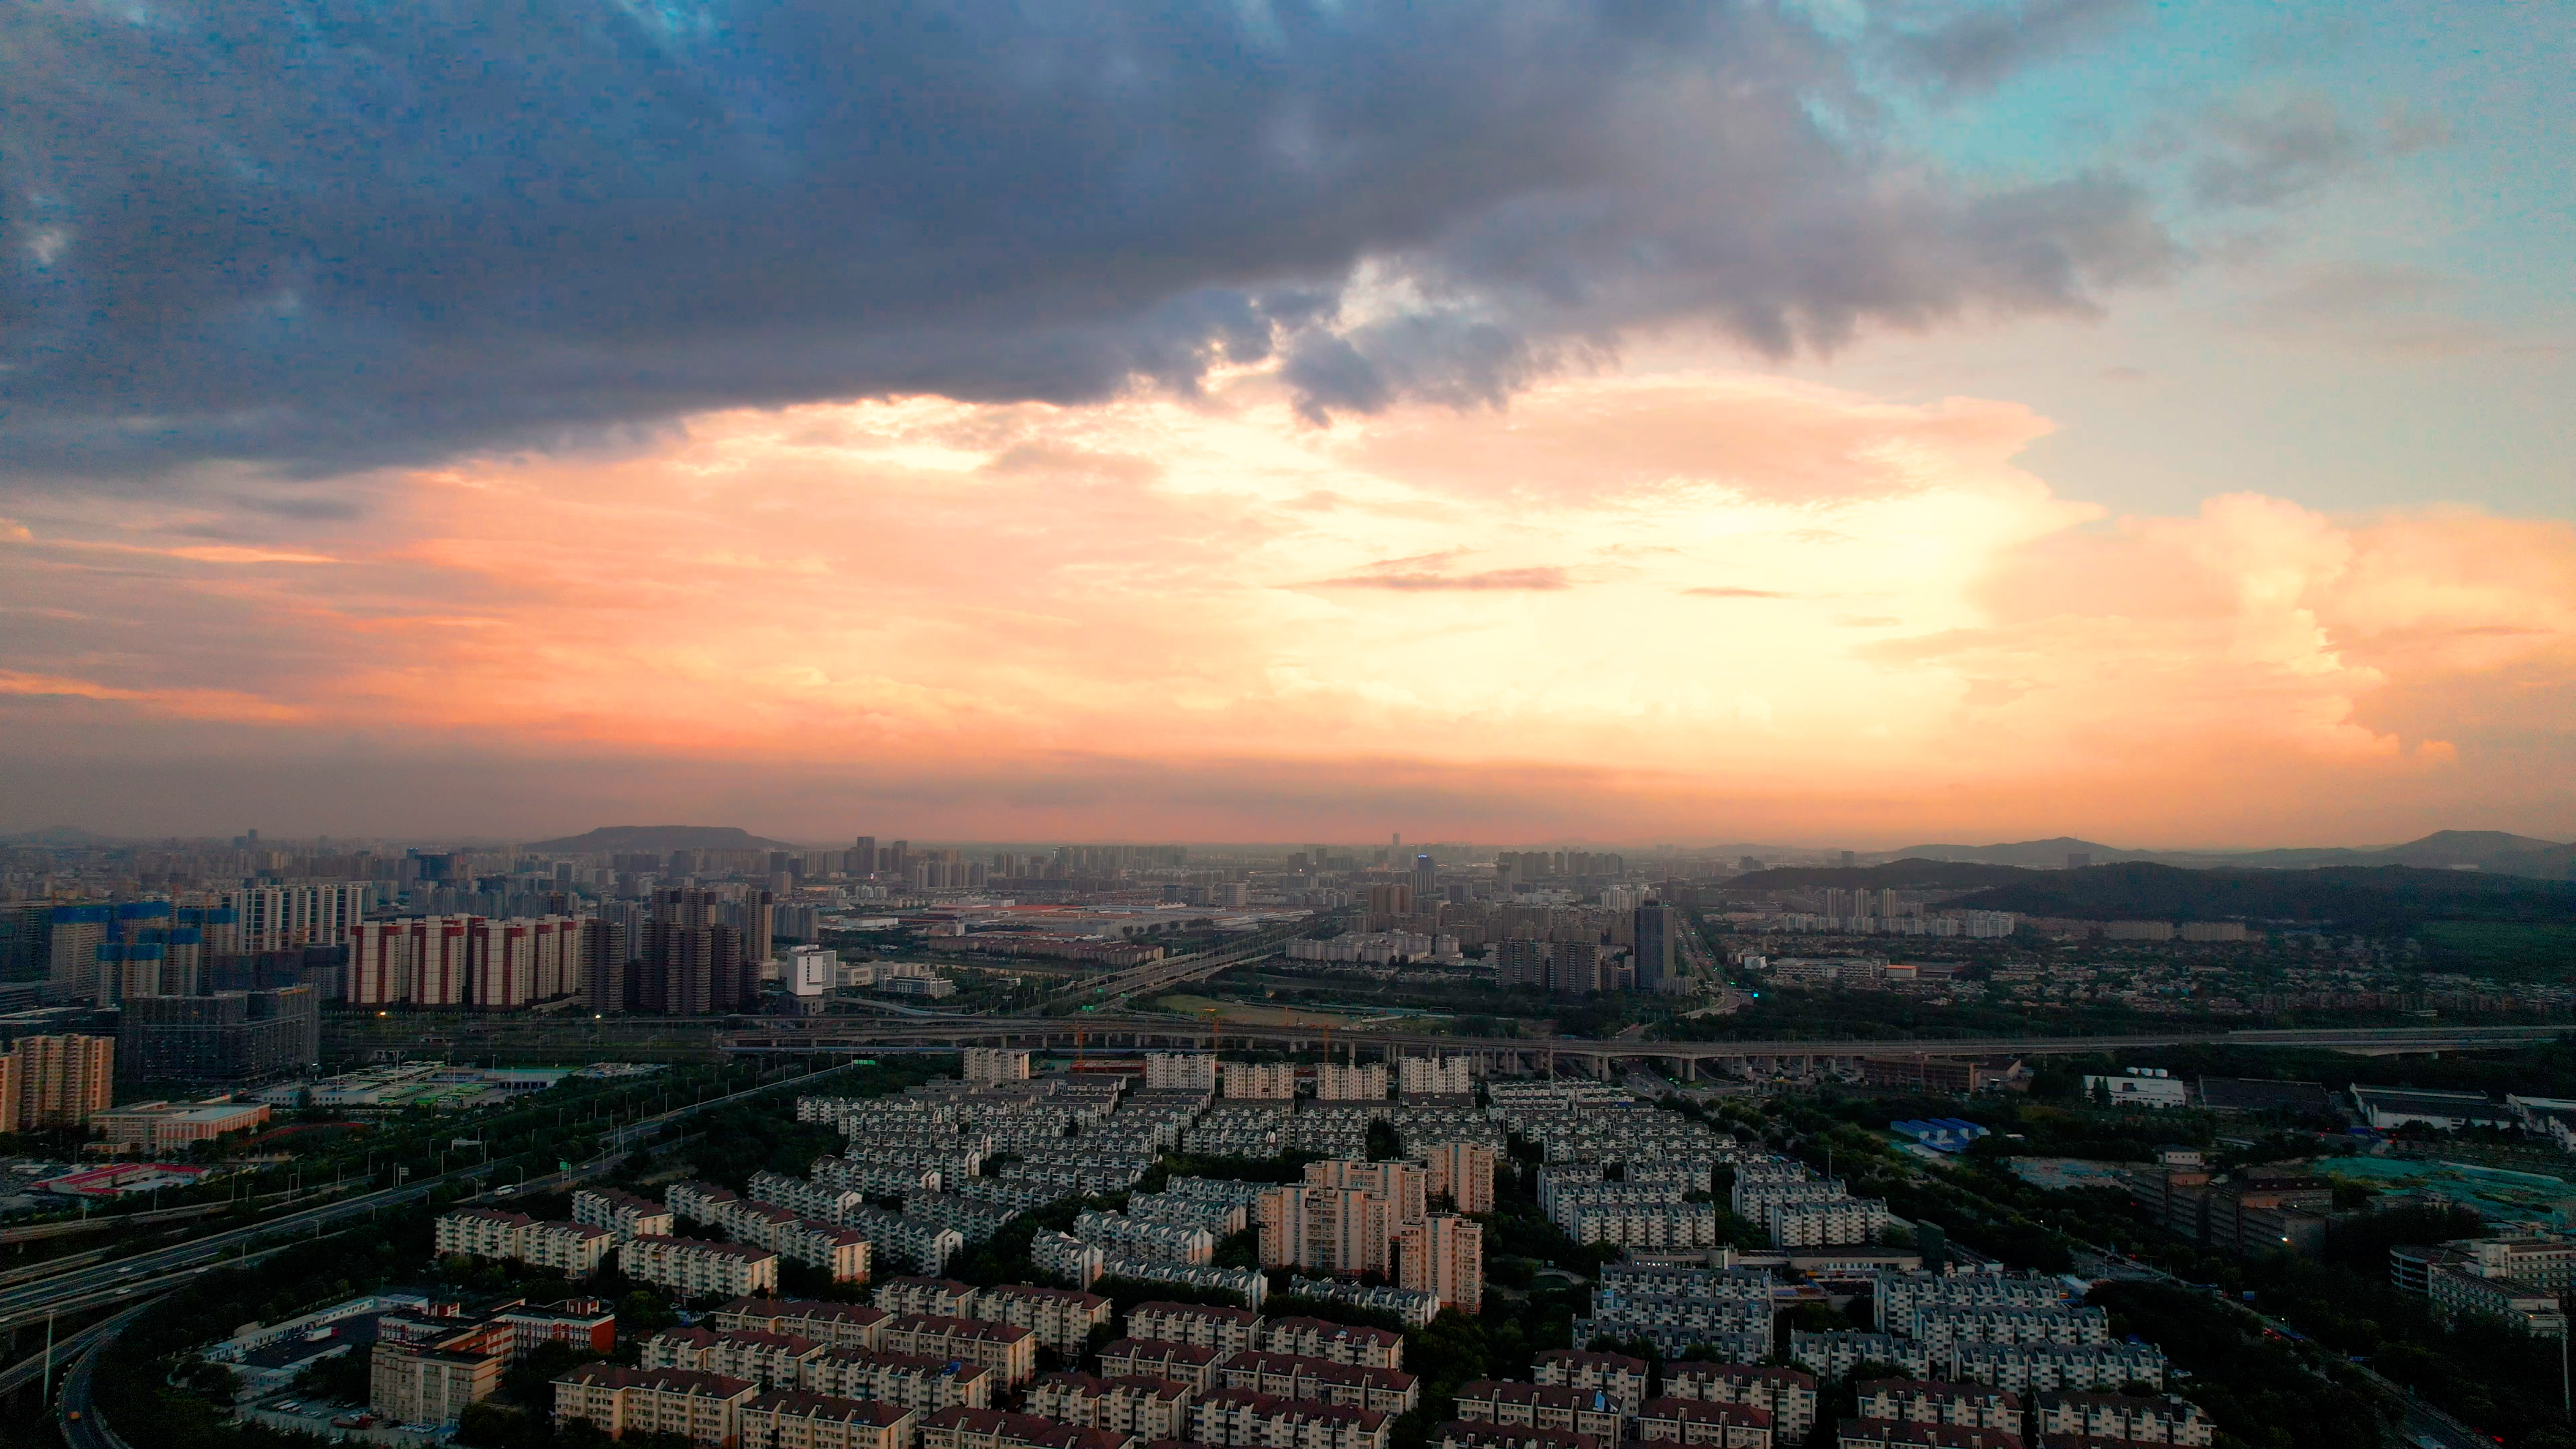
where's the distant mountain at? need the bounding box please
[1882,830,2575,880]
[1953,863,2576,926]
[517,825,795,853]
[1716,860,2036,892]
[0,825,121,846]
[1882,837,2151,869]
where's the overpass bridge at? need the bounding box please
[718,1016,2569,1081]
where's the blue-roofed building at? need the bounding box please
[1890,1118,1990,1152]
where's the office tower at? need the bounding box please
[1398,1214,1483,1313]
[1633,903,1675,994]
[119,987,319,1085]
[851,835,879,875]
[17,1034,115,1128]
[1413,853,1437,904]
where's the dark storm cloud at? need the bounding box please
[4,0,2170,484]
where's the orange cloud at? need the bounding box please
[3,373,2570,842]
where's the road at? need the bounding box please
[50,1300,150,1449]
[2080,1248,2500,1449]
[0,1055,858,1342]
[1040,911,1347,1008]
[723,1015,2575,1064]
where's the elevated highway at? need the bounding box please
[722,1016,2571,1079]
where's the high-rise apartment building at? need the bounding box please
[119,987,319,1085]
[1223,1062,1296,1100]
[964,1049,1032,1085]
[1258,1183,1392,1275]
[223,883,374,953]
[1421,1142,1497,1214]
[640,889,752,1014]
[1493,939,1545,991]
[1145,1053,1218,1092]
[852,836,879,876]
[1412,854,1438,905]
[351,915,580,1010]
[16,1034,114,1129]
[1316,1063,1389,1102]
[1397,1214,1483,1313]
[1546,941,1603,995]
[1397,1057,1473,1097]
[46,906,111,1000]
[1633,904,1675,995]
[1307,1160,1428,1226]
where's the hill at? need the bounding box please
[1714,859,2036,892]
[1881,830,2575,879]
[517,824,795,853]
[1880,837,2146,868]
[1952,863,2576,926]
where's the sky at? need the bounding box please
[1,0,2569,847]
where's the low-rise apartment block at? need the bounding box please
[2031,1392,2214,1446]
[1129,1303,1264,1358]
[1099,1338,1221,1390]
[621,1236,781,1299]
[1189,1387,1393,1449]
[1789,1333,1934,1383]
[1452,1381,1625,1441]
[1633,1397,1776,1448]
[1529,1351,1650,1415]
[1257,1316,1403,1370]
[643,1326,826,1391]
[553,1364,761,1446]
[714,1298,892,1351]
[1434,1421,1605,1449]
[574,1186,676,1240]
[740,1392,916,1449]
[1947,1342,2164,1395]
[435,1209,619,1278]
[1216,1350,1419,1414]
[1662,1364,1818,1442]
[918,1405,1136,1449]
[802,1348,994,1411]
[1854,1381,2022,1436]
[1026,1372,1197,1440]
[1832,1423,2021,1449]
[880,1313,1038,1385]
